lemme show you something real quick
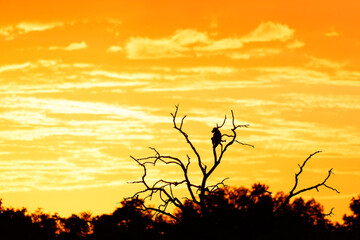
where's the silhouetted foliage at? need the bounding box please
[31,209,60,240]
[168,184,337,240]
[58,213,91,240]
[338,195,360,239]
[0,199,60,240]
[1,187,360,239]
[91,198,160,240]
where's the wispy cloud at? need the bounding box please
[0,62,32,73]
[1,96,169,125]
[195,37,243,52]
[255,66,330,84]
[228,48,281,59]
[87,70,161,80]
[135,79,271,92]
[279,93,360,110]
[177,66,238,74]
[107,45,123,53]
[126,35,187,59]
[306,56,346,70]
[125,21,296,59]
[171,29,210,45]
[0,153,135,192]
[65,41,88,51]
[240,21,295,43]
[106,18,123,36]
[49,41,88,51]
[0,22,64,40]
[0,81,146,95]
[287,39,305,49]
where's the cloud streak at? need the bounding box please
[240,21,295,43]
[49,41,88,51]
[125,21,296,59]
[0,22,64,40]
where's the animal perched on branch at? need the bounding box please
[129,106,257,222]
[211,127,222,148]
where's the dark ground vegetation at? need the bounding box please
[0,186,360,240]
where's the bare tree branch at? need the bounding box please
[324,207,335,217]
[235,140,255,148]
[138,200,181,223]
[208,177,229,193]
[217,115,227,128]
[129,105,252,221]
[283,151,339,206]
[171,105,206,175]
[198,110,253,215]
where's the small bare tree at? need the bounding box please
[129,105,253,222]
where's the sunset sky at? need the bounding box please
[0,0,359,222]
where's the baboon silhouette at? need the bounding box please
[211,127,221,148]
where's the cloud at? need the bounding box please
[87,70,161,80]
[0,62,32,73]
[126,29,210,59]
[107,45,123,53]
[135,79,271,92]
[0,22,63,40]
[279,93,360,110]
[126,36,186,59]
[256,66,329,84]
[306,56,346,69]
[228,48,281,59]
[177,66,237,74]
[2,96,169,124]
[106,18,123,25]
[241,21,295,43]
[0,151,135,192]
[49,41,88,51]
[172,29,210,45]
[125,21,296,59]
[64,41,87,51]
[196,38,243,52]
[1,110,57,127]
[1,80,146,95]
[16,22,62,32]
[287,39,305,49]
[106,18,123,36]
[126,29,242,59]
[0,60,93,75]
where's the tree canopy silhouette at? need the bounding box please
[0,186,359,240]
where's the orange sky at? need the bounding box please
[0,0,359,222]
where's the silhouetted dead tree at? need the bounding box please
[129,105,253,222]
[276,151,340,215]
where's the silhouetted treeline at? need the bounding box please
[1,184,360,240]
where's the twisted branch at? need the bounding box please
[283,151,339,206]
[129,106,252,221]
[171,105,206,174]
